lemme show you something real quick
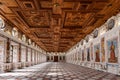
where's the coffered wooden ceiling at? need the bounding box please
[0,0,120,52]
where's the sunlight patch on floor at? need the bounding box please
[0,72,30,77]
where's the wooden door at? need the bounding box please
[54,56,58,62]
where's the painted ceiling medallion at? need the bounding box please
[93,29,98,38]
[107,19,115,30]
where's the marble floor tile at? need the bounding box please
[0,62,119,80]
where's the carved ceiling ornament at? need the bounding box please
[65,12,92,27]
[31,15,49,26]
[65,13,84,26]
[22,11,50,27]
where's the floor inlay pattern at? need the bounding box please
[0,62,119,80]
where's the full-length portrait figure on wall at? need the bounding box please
[94,44,100,62]
[82,50,84,61]
[75,52,77,60]
[87,48,90,61]
[107,37,118,63]
[90,43,93,61]
[78,49,81,61]
[84,47,86,61]
[101,38,105,62]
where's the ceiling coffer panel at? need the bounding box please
[0,0,120,52]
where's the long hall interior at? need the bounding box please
[0,0,120,80]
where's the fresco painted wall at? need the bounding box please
[66,13,120,75]
[94,44,100,62]
[107,37,118,63]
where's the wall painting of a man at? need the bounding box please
[101,37,105,62]
[94,44,100,62]
[87,48,90,61]
[90,43,93,61]
[82,50,84,61]
[107,38,118,63]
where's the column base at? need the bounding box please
[13,62,23,69]
[2,63,13,72]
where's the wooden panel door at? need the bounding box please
[54,56,58,62]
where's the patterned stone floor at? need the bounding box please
[0,62,120,80]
